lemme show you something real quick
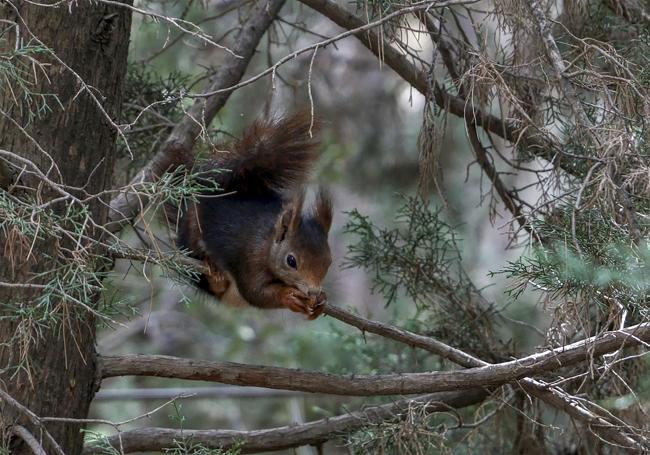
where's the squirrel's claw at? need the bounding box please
[307,291,327,320]
[283,289,327,320]
[283,291,310,315]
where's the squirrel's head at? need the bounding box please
[269,189,332,296]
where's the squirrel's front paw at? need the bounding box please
[307,291,327,320]
[283,289,326,320]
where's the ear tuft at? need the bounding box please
[289,191,305,233]
[314,187,332,233]
[274,191,305,243]
[274,207,292,243]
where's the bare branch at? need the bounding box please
[0,388,66,455]
[527,0,642,241]
[323,305,646,450]
[520,378,646,451]
[83,389,488,454]
[466,122,530,231]
[98,322,650,396]
[194,0,478,99]
[13,425,47,455]
[526,0,594,132]
[323,304,481,367]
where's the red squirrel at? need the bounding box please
[169,113,332,319]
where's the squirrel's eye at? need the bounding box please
[286,254,297,269]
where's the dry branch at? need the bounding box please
[0,388,66,455]
[99,322,650,395]
[323,304,480,367]
[83,389,488,454]
[298,0,554,162]
[12,425,47,455]
[107,0,286,232]
[418,13,530,230]
[520,378,646,452]
[527,0,594,131]
[527,0,642,241]
[323,306,647,451]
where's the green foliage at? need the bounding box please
[0,192,111,322]
[344,196,500,358]
[163,402,241,454]
[500,207,650,320]
[345,397,505,455]
[0,26,61,124]
[164,440,241,455]
[0,146,226,377]
[347,416,450,455]
[117,65,190,177]
[81,431,122,455]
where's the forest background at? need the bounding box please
[1,0,650,454]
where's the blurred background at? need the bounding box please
[94,1,549,452]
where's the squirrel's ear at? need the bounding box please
[289,191,305,233]
[274,192,305,242]
[274,207,292,243]
[314,187,332,233]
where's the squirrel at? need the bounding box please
[167,113,333,319]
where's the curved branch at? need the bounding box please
[83,389,488,454]
[0,389,65,455]
[99,322,650,395]
[107,0,287,232]
[323,304,481,367]
[13,425,47,455]
[323,305,646,450]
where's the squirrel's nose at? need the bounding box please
[307,287,322,298]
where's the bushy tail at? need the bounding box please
[212,113,320,194]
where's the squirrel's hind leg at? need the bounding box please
[203,258,229,297]
[203,259,250,307]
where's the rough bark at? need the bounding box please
[0,3,132,454]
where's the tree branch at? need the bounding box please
[83,389,488,454]
[13,425,47,455]
[520,378,646,452]
[466,122,530,231]
[323,305,646,451]
[322,304,481,367]
[107,0,287,232]
[98,322,650,396]
[0,388,66,455]
[298,0,554,162]
[527,0,642,241]
[417,13,531,231]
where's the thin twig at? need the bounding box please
[0,388,66,455]
[13,425,47,455]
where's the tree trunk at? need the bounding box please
[0,3,132,454]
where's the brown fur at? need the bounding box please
[206,114,321,194]
[171,113,333,319]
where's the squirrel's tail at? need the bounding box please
[214,112,320,194]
